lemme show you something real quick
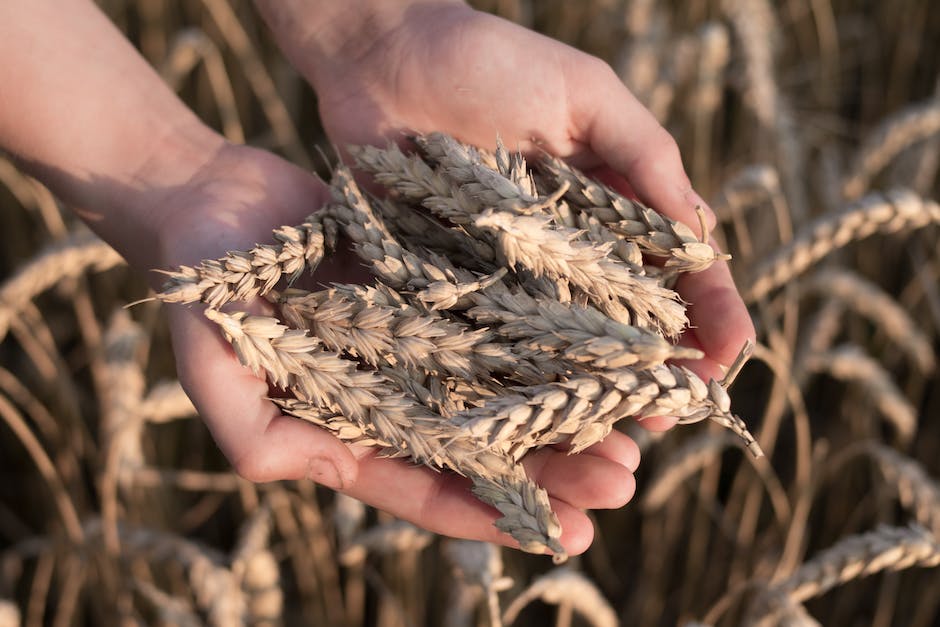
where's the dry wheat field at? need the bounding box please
[2,0,940,625]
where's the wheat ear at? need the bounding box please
[0,230,124,340]
[843,98,940,199]
[803,345,917,446]
[866,444,940,536]
[203,308,565,555]
[275,285,545,384]
[773,523,940,603]
[538,155,726,273]
[803,269,936,373]
[157,216,332,308]
[454,365,762,460]
[746,189,940,301]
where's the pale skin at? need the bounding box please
[1,0,754,555]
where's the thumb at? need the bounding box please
[569,61,715,235]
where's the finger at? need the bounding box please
[569,61,715,235]
[675,248,756,368]
[168,306,358,489]
[636,415,678,432]
[550,429,640,472]
[522,447,636,510]
[344,452,597,556]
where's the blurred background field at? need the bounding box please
[1,0,939,625]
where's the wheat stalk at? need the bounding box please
[84,519,246,627]
[231,506,282,626]
[443,540,513,627]
[642,432,740,511]
[338,520,434,566]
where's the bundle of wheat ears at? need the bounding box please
[156,132,762,562]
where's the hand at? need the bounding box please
[263,0,756,420]
[155,143,640,555]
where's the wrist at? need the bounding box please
[253,0,466,90]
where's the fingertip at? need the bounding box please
[577,430,641,472]
[552,501,595,556]
[676,261,755,368]
[636,415,678,432]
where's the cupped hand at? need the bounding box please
[153,143,639,555]
[303,2,756,402]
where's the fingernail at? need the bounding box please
[306,455,346,491]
